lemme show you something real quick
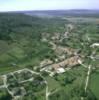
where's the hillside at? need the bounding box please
[0,13,67,70]
[0,12,99,100]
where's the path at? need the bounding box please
[85,65,91,92]
[1,68,49,100]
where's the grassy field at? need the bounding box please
[90,72,99,100]
[45,76,61,91]
[46,66,86,91]
[48,66,87,100]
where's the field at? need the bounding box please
[48,66,87,100]
[90,72,99,100]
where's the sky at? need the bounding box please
[0,0,99,12]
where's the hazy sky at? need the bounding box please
[0,0,99,12]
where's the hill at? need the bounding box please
[0,13,68,71]
[23,10,99,17]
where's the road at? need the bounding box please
[1,68,49,100]
[85,65,91,92]
[46,85,49,100]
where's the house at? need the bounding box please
[90,43,99,48]
[40,59,53,67]
[56,68,65,73]
[51,64,65,73]
[66,24,74,32]
[58,55,66,61]
[64,32,69,38]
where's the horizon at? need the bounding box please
[0,0,99,12]
[1,9,99,13]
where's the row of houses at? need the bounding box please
[51,56,82,73]
[40,55,82,75]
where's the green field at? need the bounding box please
[90,72,99,100]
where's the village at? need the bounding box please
[0,23,98,100]
[0,24,81,99]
